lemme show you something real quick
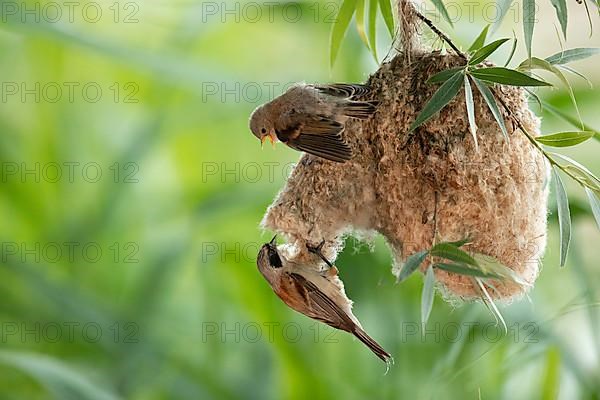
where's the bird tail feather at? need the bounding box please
[352,326,392,363]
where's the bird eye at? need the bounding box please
[261,128,267,134]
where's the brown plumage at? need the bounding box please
[249,83,378,163]
[256,237,392,363]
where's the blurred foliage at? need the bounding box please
[0,0,599,399]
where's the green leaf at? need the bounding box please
[398,250,429,282]
[421,266,435,329]
[469,39,510,65]
[427,66,465,84]
[472,77,509,140]
[464,75,478,150]
[518,57,581,125]
[549,0,568,38]
[470,67,552,86]
[541,347,561,400]
[430,243,479,266]
[551,152,600,193]
[552,167,571,268]
[559,65,594,88]
[330,0,358,68]
[504,37,518,67]
[434,263,502,278]
[523,0,536,58]
[541,100,600,143]
[546,48,600,65]
[355,0,369,49]
[410,71,463,131]
[536,131,594,147]
[430,0,454,27]
[585,188,600,230]
[444,237,473,247]
[378,0,395,37]
[475,278,507,333]
[468,25,490,52]
[492,0,514,32]
[472,253,529,286]
[367,0,379,61]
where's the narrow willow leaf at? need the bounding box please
[475,278,507,334]
[551,152,600,192]
[421,266,435,329]
[552,167,571,267]
[367,0,379,61]
[469,38,510,65]
[549,0,568,38]
[398,250,429,282]
[546,48,600,65]
[472,253,529,286]
[536,131,594,147]
[426,66,465,84]
[434,263,502,278]
[468,25,490,52]
[492,0,514,32]
[504,37,518,67]
[430,0,454,27]
[378,0,394,37]
[410,71,463,131]
[585,188,600,230]
[518,57,581,125]
[541,100,600,143]
[559,65,594,88]
[444,237,472,247]
[472,77,509,140]
[464,75,478,150]
[430,243,479,266]
[330,0,358,68]
[470,67,552,86]
[541,348,561,400]
[355,0,370,49]
[525,88,543,110]
[523,0,536,58]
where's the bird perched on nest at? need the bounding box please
[256,236,392,363]
[249,83,378,163]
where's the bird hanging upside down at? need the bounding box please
[249,83,379,163]
[256,236,392,363]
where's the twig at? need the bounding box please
[432,191,439,246]
[412,10,467,61]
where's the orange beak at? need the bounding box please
[260,132,277,148]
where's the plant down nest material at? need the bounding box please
[261,14,549,301]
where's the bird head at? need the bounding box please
[249,105,277,147]
[257,235,283,284]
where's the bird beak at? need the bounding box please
[269,235,277,246]
[268,132,277,147]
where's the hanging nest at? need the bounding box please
[260,0,549,301]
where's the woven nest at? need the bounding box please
[261,5,549,301]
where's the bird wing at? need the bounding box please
[313,83,372,99]
[286,272,355,332]
[276,115,352,163]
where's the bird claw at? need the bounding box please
[307,240,334,268]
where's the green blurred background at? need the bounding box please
[0,0,599,398]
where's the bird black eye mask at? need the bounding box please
[267,247,283,268]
